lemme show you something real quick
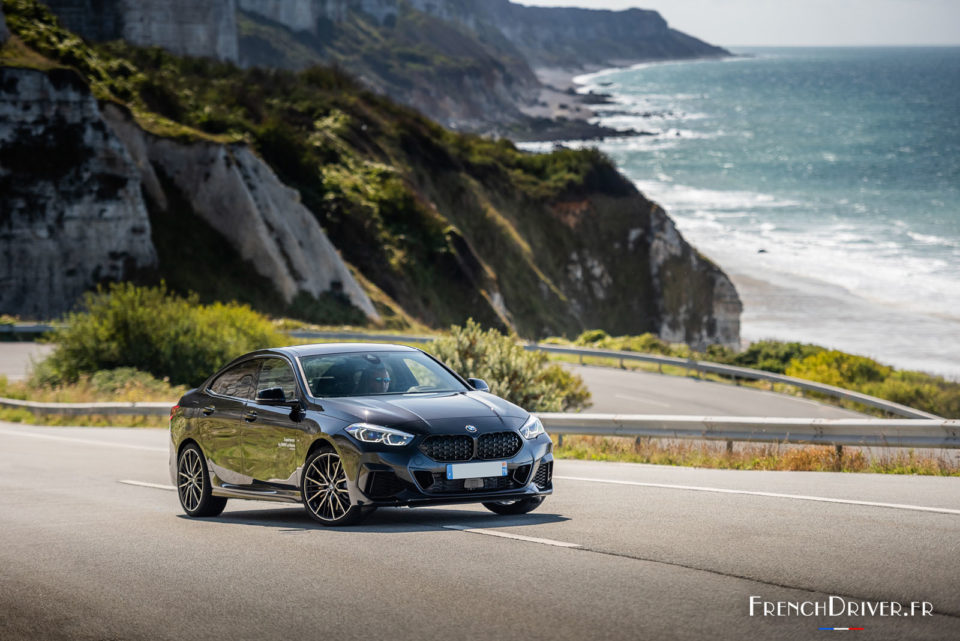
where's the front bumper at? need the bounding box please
[335,433,554,508]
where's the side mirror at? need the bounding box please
[256,387,286,404]
[467,378,489,392]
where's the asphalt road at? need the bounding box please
[1,423,958,641]
[0,342,54,381]
[565,364,863,418]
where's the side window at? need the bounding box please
[209,360,260,400]
[257,358,298,400]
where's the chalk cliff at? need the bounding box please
[38,0,727,133]
[408,0,728,68]
[0,64,376,321]
[42,0,239,62]
[0,67,156,318]
[102,104,378,321]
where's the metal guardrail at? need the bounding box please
[536,414,960,450]
[289,330,938,420]
[0,396,955,450]
[7,326,940,420]
[0,398,171,416]
[531,344,940,420]
[0,323,57,334]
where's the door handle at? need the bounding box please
[243,410,258,422]
[202,405,215,416]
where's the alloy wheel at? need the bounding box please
[303,452,351,522]
[178,447,204,512]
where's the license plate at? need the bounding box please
[446,461,508,480]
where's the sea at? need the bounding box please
[523,47,960,379]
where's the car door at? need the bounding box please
[199,359,261,486]
[242,357,305,487]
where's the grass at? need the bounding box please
[0,409,168,428]
[554,435,960,476]
[0,369,181,428]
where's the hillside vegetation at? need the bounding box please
[3,0,739,347]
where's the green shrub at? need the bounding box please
[786,351,892,389]
[427,319,590,412]
[40,283,285,387]
[574,329,608,345]
[731,340,825,374]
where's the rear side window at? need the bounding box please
[209,360,260,399]
[257,358,298,400]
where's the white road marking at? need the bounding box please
[555,475,960,517]
[0,427,168,452]
[119,480,175,491]
[613,394,671,408]
[443,524,580,548]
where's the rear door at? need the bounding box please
[199,359,260,485]
[243,357,305,487]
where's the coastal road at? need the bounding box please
[565,363,863,418]
[0,342,54,381]
[1,424,958,640]
[1,342,862,418]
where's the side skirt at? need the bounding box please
[212,483,302,503]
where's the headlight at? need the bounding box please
[345,423,414,446]
[519,415,545,440]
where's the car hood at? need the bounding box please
[317,391,527,434]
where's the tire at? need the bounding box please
[482,496,545,516]
[301,447,366,526]
[177,443,228,518]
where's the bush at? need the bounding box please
[573,329,608,345]
[572,329,674,356]
[786,351,892,389]
[40,283,285,387]
[732,340,825,374]
[427,320,591,412]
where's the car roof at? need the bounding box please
[272,342,422,359]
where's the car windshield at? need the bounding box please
[300,351,469,398]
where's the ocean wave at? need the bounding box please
[907,230,958,247]
[629,179,960,315]
[632,180,802,211]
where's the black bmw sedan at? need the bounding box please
[169,343,554,525]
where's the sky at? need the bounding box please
[516,0,960,47]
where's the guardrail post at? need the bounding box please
[556,434,564,448]
[726,440,733,454]
[835,444,843,471]
[619,357,625,369]
[579,353,583,365]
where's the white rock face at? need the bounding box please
[103,106,379,321]
[648,206,741,349]
[43,0,239,62]
[122,0,239,62]
[238,0,317,32]
[0,68,157,318]
[239,0,398,29]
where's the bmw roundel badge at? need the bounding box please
[465,424,478,433]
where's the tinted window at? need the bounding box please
[257,358,297,400]
[301,351,468,397]
[209,360,260,400]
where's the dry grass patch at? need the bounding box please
[554,435,960,476]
